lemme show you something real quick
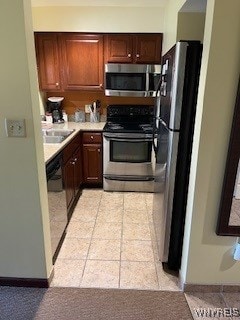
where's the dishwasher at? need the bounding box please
[46,153,68,263]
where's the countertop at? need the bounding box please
[43,121,105,164]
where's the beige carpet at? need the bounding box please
[0,287,193,320]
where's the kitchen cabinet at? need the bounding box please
[82,132,103,185]
[63,133,82,213]
[60,34,104,91]
[35,32,162,92]
[35,33,62,91]
[104,34,162,64]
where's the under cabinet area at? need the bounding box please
[104,34,163,64]
[82,132,103,185]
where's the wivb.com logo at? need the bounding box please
[193,308,240,318]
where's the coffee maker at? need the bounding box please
[46,97,64,123]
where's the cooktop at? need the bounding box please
[104,105,154,134]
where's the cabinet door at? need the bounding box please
[134,34,162,64]
[83,144,102,184]
[73,147,83,194]
[63,159,75,209]
[104,34,133,63]
[35,33,62,91]
[61,34,104,90]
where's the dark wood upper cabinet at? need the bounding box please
[34,32,162,92]
[104,34,162,64]
[35,33,62,91]
[135,34,162,64]
[60,34,104,91]
[104,35,133,63]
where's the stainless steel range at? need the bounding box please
[103,105,155,192]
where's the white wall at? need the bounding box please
[162,0,186,54]
[180,0,240,285]
[0,0,52,279]
[177,12,205,42]
[32,6,165,32]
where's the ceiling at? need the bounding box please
[31,0,168,7]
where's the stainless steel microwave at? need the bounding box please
[105,63,161,97]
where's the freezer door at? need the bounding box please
[153,124,179,262]
[160,42,188,131]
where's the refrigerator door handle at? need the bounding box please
[153,134,158,155]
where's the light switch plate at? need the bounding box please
[5,119,26,137]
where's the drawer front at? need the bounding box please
[82,132,102,144]
[63,133,81,163]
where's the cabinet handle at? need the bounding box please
[74,158,77,162]
[56,82,59,86]
[136,54,140,58]
[99,83,103,87]
[98,149,100,153]
[70,161,75,165]
[91,135,93,139]
[127,53,131,58]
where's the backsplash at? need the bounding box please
[43,90,154,118]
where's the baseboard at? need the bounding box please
[183,284,222,293]
[0,268,54,288]
[182,282,240,293]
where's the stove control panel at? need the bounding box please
[107,105,154,117]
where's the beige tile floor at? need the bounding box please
[50,189,240,316]
[51,188,179,291]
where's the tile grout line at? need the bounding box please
[145,193,161,291]
[118,193,125,289]
[78,191,103,287]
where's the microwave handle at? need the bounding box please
[146,72,149,91]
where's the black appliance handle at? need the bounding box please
[152,127,158,154]
[107,138,152,143]
[104,175,154,182]
[46,154,62,181]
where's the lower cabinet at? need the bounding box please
[64,156,75,210]
[73,147,83,192]
[82,132,103,185]
[62,131,103,215]
[63,133,83,214]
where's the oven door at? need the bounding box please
[103,133,155,177]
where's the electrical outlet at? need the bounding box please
[5,119,26,137]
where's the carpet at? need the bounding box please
[0,287,193,320]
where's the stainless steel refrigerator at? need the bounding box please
[153,41,202,270]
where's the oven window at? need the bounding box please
[110,140,152,163]
[106,73,146,91]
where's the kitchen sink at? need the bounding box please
[42,129,75,136]
[42,129,75,143]
[43,136,65,144]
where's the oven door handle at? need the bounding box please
[104,175,154,182]
[104,137,152,143]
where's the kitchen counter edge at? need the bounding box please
[43,122,105,164]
